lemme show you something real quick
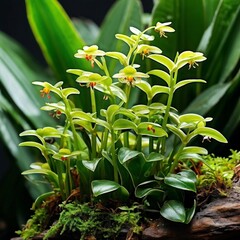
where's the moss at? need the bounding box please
[16,207,49,240]
[44,202,142,240]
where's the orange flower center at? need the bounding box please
[147,124,156,133]
[126,76,134,82]
[89,82,97,88]
[40,87,51,98]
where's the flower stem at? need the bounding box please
[111,130,119,183]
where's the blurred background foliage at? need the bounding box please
[0,0,239,239]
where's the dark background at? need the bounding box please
[0,0,153,65]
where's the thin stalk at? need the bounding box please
[56,161,66,200]
[136,134,142,152]
[101,128,109,151]
[90,87,97,159]
[123,84,131,147]
[157,70,178,154]
[65,158,72,197]
[169,144,185,173]
[111,130,119,183]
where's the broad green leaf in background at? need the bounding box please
[0,32,53,127]
[26,0,91,111]
[199,0,240,85]
[151,0,206,59]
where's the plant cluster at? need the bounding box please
[18,21,227,239]
[197,149,240,196]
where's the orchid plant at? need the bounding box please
[20,22,227,224]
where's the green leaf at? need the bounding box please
[82,158,102,172]
[112,119,137,132]
[19,141,46,153]
[32,191,55,210]
[151,85,170,98]
[164,173,196,192]
[199,0,240,85]
[148,54,175,72]
[61,88,80,98]
[166,124,186,142]
[138,122,167,137]
[118,147,142,164]
[26,0,91,111]
[160,200,186,223]
[135,182,164,202]
[147,69,170,86]
[179,113,205,124]
[22,169,59,188]
[135,80,152,100]
[118,148,152,187]
[72,18,99,45]
[92,180,129,197]
[188,127,228,143]
[185,200,197,224]
[183,82,231,115]
[174,79,206,92]
[0,32,53,127]
[152,0,206,59]
[181,146,208,155]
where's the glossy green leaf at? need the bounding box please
[19,141,46,153]
[118,147,142,164]
[92,180,129,197]
[185,200,197,224]
[32,191,55,210]
[113,119,137,132]
[61,88,80,98]
[188,127,228,143]
[152,85,169,98]
[147,69,170,86]
[181,146,208,155]
[135,180,159,198]
[26,0,91,111]
[160,200,186,223]
[22,169,59,188]
[164,173,196,192]
[135,80,152,99]
[166,124,186,142]
[179,113,205,124]
[146,152,165,162]
[174,79,206,92]
[148,54,175,72]
[82,158,102,172]
[178,170,197,184]
[118,148,151,187]
[105,105,121,123]
[138,122,167,137]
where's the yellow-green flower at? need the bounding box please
[130,26,154,41]
[76,72,109,88]
[74,45,105,67]
[113,66,149,86]
[155,22,175,38]
[176,51,207,69]
[136,44,162,59]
